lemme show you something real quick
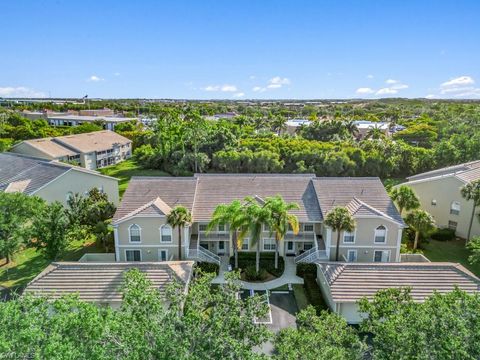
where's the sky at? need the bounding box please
[1,0,480,99]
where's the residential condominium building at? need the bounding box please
[47,114,137,130]
[0,152,119,205]
[404,160,480,239]
[11,130,132,170]
[111,174,404,265]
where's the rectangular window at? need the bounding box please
[287,241,294,251]
[343,231,355,243]
[263,224,270,232]
[199,224,208,232]
[218,224,226,232]
[431,199,437,206]
[263,238,276,251]
[450,202,461,215]
[126,250,141,262]
[448,221,458,230]
[160,226,172,243]
[218,241,225,250]
[241,238,249,251]
[347,250,357,262]
[303,224,314,232]
[374,250,389,263]
[304,243,313,251]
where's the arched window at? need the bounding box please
[450,201,461,215]
[160,225,172,243]
[374,225,387,243]
[129,224,141,243]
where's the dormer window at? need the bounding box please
[374,225,387,243]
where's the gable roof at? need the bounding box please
[318,262,480,303]
[0,153,117,195]
[407,160,480,184]
[12,138,77,158]
[114,174,401,225]
[312,177,404,224]
[24,261,194,303]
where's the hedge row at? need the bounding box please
[229,252,285,278]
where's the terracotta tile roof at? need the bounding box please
[318,262,480,303]
[312,177,404,224]
[24,261,194,304]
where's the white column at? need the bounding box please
[395,228,403,262]
[113,225,120,261]
[326,227,332,260]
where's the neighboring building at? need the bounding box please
[404,160,480,239]
[284,119,312,135]
[111,174,404,265]
[316,262,480,323]
[352,120,390,140]
[24,261,194,307]
[0,152,119,205]
[47,114,137,130]
[11,130,132,170]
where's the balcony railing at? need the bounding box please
[199,231,230,241]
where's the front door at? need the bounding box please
[218,241,225,254]
[159,250,168,262]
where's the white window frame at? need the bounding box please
[431,199,437,206]
[218,224,227,233]
[303,224,314,232]
[347,249,357,262]
[450,201,461,215]
[263,224,270,232]
[125,249,142,262]
[159,224,173,243]
[199,224,208,232]
[374,225,387,244]
[128,224,142,243]
[158,249,168,262]
[240,238,249,251]
[263,238,276,251]
[373,250,390,262]
[343,230,356,244]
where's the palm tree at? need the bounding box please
[244,198,271,272]
[264,195,300,269]
[405,209,435,249]
[343,120,359,138]
[207,200,248,269]
[365,125,385,140]
[461,180,480,241]
[390,185,420,216]
[324,207,356,261]
[166,206,192,260]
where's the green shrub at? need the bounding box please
[430,228,456,241]
[296,263,317,277]
[244,265,268,281]
[230,252,285,278]
[303,274,328,314]
[196,262,220,275]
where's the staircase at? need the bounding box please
[187,234,221,265]
[294,235,328,264]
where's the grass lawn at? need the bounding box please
[0,237,104,290]
[99,159,170,197]
[422,238,480,277]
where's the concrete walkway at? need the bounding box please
[212,256,304,290]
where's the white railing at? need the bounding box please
[188,247,221,265]
[295,249,328,264]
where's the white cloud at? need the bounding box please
[391,83,409,90]
[355,87,375,95]
[203,84,238,92]
[249,75,256,80]
[425,94,436,99]
[267,76,290,89]
[233,92,245,98]
[376,88,398,95]
[385,79,398,85]
[366,74,374,79]
[252,86,265,93]
[441,76,474,88]
[0,86,47,98]
[88,75,104,82]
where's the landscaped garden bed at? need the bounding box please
[229,252,285,282]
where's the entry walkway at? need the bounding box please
[212,256,304,290]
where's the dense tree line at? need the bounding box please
[1,269,479,359]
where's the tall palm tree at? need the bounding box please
[461,180,480,241]
[244,198,271,272]
[166,206,192,260]
[207,200,249,269]
[405,209,435,249]
[365,125,385,140]
[390,185,420,216]
[324,207,356,261]
[264,195,300,269]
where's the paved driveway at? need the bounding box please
[268,291,298,332]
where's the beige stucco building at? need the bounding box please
[0,152,119,205]
[404,160,480,240]
[112,174,404,265]
[11,130,132,170]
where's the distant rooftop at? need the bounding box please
[407,160,480,184]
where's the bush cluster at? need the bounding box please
[303,274,328,314]
[230,252,285,278]
[244,265,268,281]
[195,262,220,275]
[296,263,317,277]
[430,228,456,241]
